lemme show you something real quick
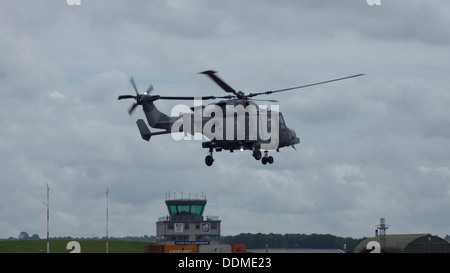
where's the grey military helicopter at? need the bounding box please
[118,70,363,166]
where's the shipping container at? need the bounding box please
[232,244,247,253]
[145,245,165,253]
[199,244,232,253]
[164,244,199,253]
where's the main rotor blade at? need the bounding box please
[158,95,234,100]
[250,98,279,103]
[247,74,365,98]
[200,70,238,95]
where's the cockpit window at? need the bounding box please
[279,113,286,129]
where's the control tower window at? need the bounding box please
[168,204,205,216]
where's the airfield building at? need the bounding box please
[156,195,221,245]
[354,233,450,253]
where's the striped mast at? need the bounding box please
[106,187,109,253]
[46,183,50,253]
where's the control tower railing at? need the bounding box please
[158,215,220,222]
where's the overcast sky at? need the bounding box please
[1,0,450,240]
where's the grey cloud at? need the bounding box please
[0,0,449,239]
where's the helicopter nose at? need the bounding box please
[291,129,300,144]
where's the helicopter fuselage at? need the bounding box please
[137,95,299,165]
[142,97,298,144]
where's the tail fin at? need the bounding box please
[136,118,173,142]
[141,96,173,130]
[136,119,152,141]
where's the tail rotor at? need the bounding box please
[118,77,154,116]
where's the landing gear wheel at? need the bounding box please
[253,150,262,160]
[261,157,267,165]
[261,151,274,165]
[205,155,214,166]
[205,148,214,166]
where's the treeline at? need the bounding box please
[48,235,157,242]
[222,233,366,252]
[3,232,157,243]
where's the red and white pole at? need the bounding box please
[46,183,50,253]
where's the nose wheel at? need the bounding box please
[261,151,274,165]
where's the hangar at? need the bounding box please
[354,233,450,253]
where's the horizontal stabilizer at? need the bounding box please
[136,119,152,141]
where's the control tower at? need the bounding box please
[156,194,221,245]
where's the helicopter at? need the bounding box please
[118,70,363,166]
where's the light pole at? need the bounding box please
[106,188,109,253]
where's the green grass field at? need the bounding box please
[0,240,152,253]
